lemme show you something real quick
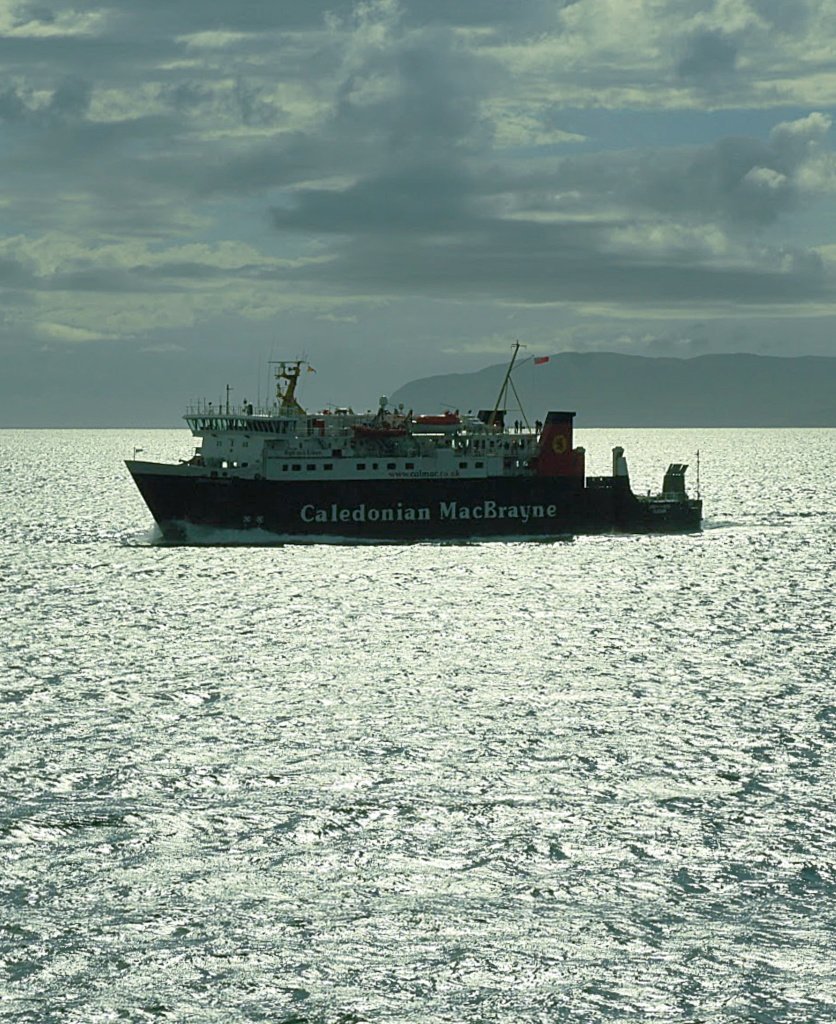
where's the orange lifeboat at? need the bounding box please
[415,412,460,426]
[352,423,408,439]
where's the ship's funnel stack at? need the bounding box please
[663,463,688,497]
[612,446,629,480]
[536,411,585,478]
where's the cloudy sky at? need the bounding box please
[3,0,836,424]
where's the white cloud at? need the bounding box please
[744,166,787,190]
[177,31,256,51]
[0,4,107,38]
[35,321,109,343]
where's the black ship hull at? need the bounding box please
[127,464,702,542]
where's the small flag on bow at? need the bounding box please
[533,356,550,365]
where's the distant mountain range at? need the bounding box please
[390,353,836,427]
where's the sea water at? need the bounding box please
[1,428,834,1023]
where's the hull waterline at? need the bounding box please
[127,463,702,542]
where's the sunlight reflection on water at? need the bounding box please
[1,428,834,1022]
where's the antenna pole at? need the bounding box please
[507,375,531,431]
[489,341,521,427]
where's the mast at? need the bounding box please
[271,360,308,414]
[488,341,521,427]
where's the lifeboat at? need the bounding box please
[415,412,460,426]
[352,423,408,439]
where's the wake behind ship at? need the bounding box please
[126,351,702,542]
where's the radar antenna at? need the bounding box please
[270,360,311,414]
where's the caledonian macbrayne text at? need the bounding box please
[300,501,559,524]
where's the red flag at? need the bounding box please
[534,356,550,365]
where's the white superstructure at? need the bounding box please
[181,360,541,483]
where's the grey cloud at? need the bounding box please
[330,25,498,157]
[58,0,569,37]
[0,85,27,122]
[0,252,230,295]
[189,18,499,200]
[234,78,283,127]
[769,112,831,167]
[134,261,279,282]
[750,0,812,33]
[664,0,716,14]
[0,256,37,289]
[643,327,711,357]
[71,0,336,35]
[160,78,283,127]
[0,35,175,84]
[184,133,328,197]
[273,163,476,235]
[47,77,92,119]
[402,0,550,28]
[165,81,215,112]
[249,10,832,314]
[4,3,487,223]
[17,5,57,26]
[0,259,161,295]
[19,113,185,170]
[14,257,282,294]
[400,0,583,35]
[255,16,515,283]
[675,29,739,83]
[777,247,824,278]
[642,137,792,225]
[283,215,828,309]
[542,116,830,229]
[638,125,824,227]
[0,0,834,416]
[0,76,91,124]
[45,268,161,293]
[268,114,829,313]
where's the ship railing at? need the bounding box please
[184,410,367,438]
[185,401,294,417]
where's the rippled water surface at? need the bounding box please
[2,428,835,1023]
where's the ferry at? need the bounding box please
[126,346,702,541]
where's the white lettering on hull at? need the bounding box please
[300,503,432,524]
[440,501,555,523]
[300,501,557,524]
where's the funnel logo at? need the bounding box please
[551,434,568,455]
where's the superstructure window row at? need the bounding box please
[276,460,485,473]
